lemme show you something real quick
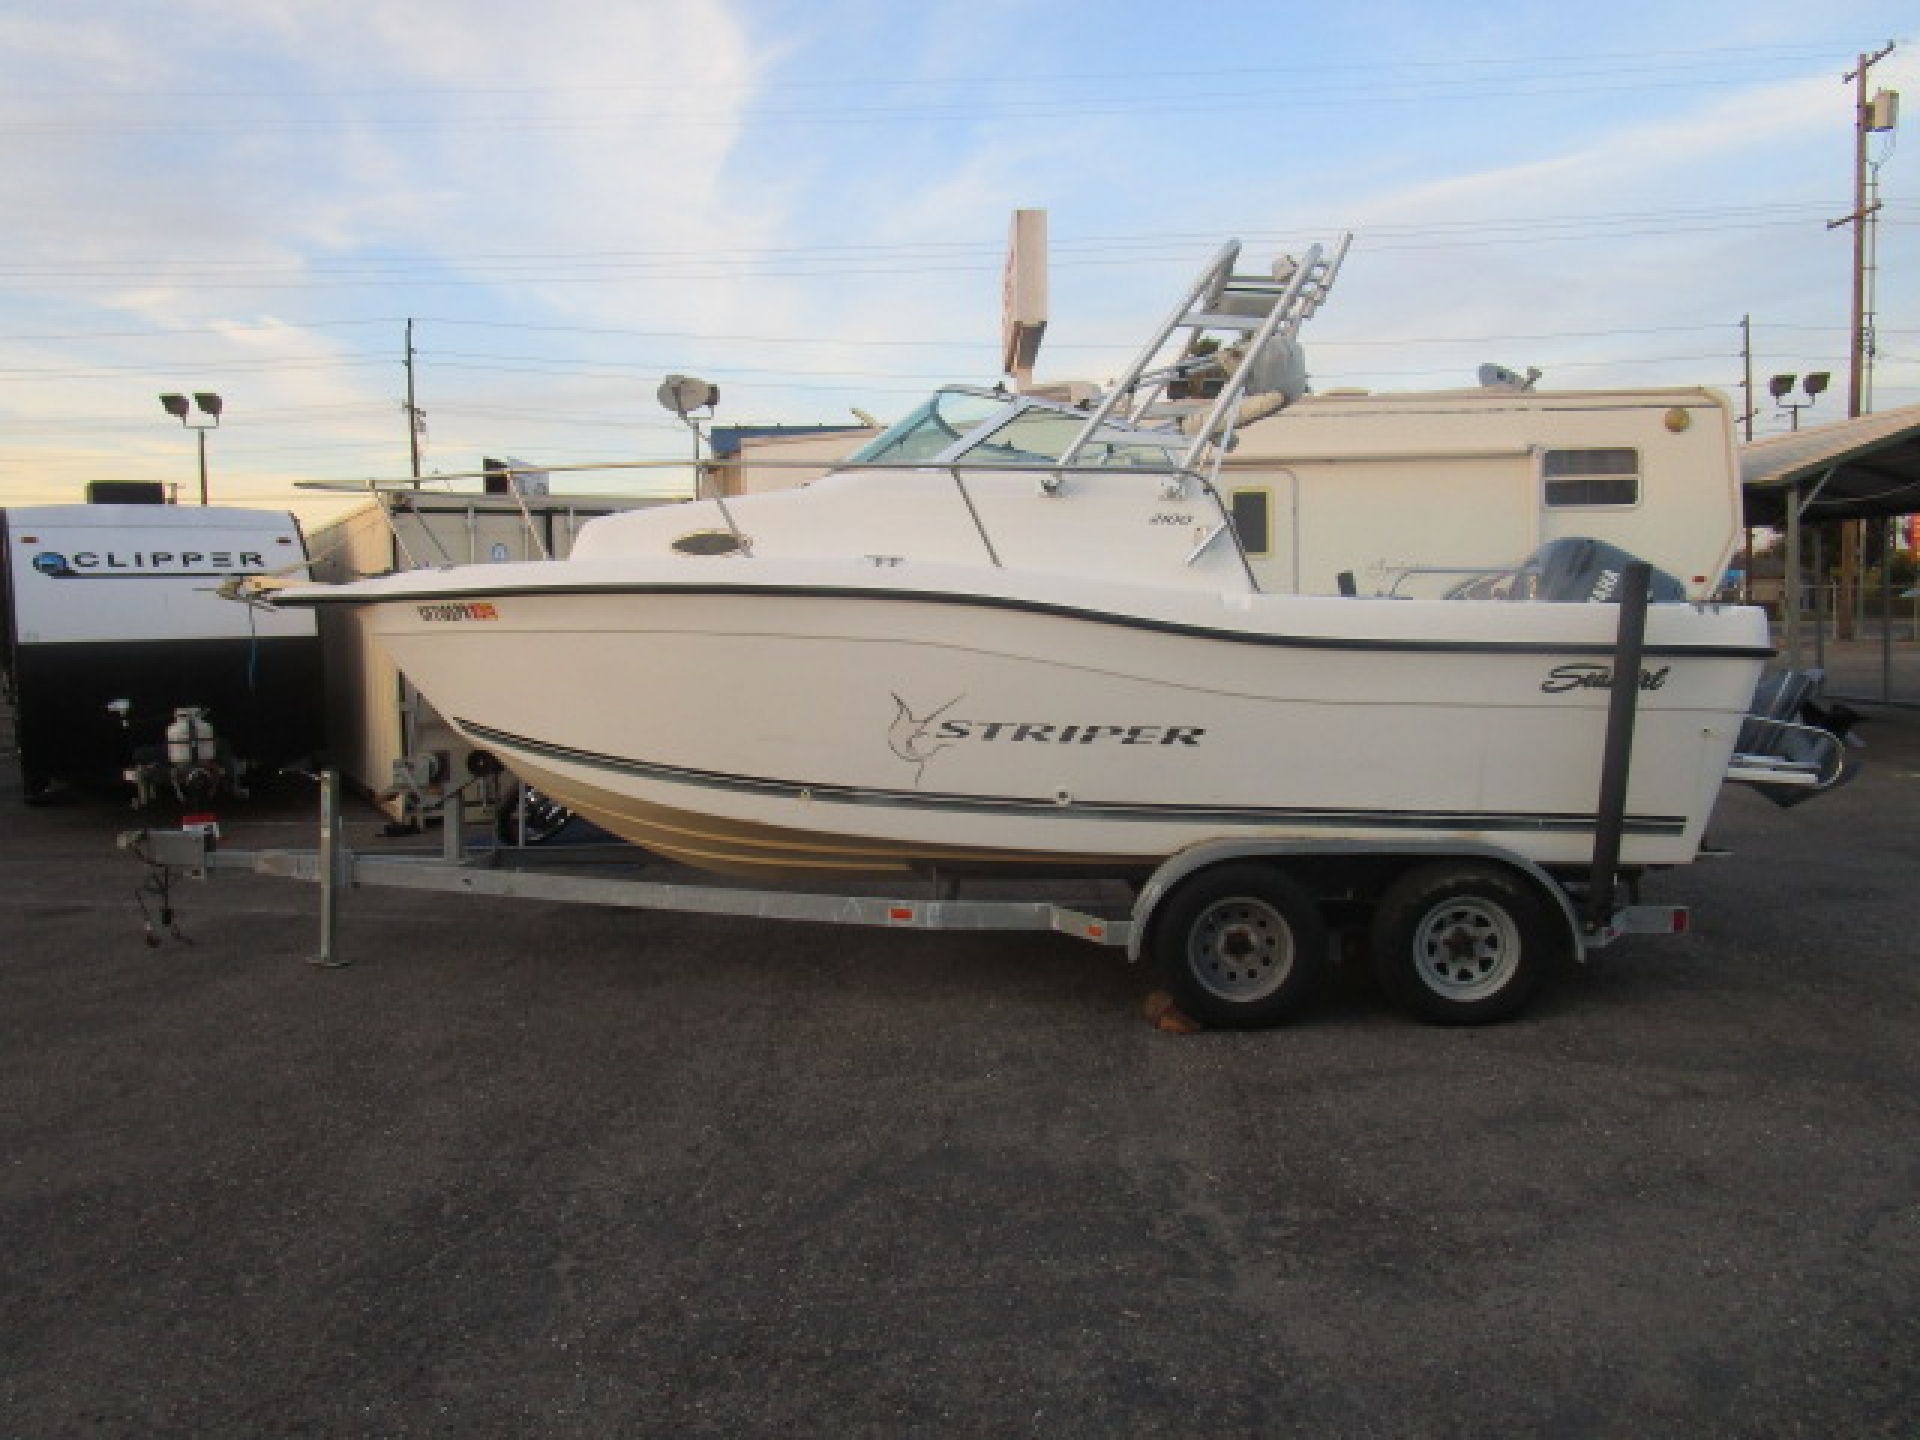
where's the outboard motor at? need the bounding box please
[1505,537,1688,604]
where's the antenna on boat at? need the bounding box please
[656,374,752,555]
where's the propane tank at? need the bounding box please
[165,707,218,763]
[166,708,198,764]
[193,710,218,762]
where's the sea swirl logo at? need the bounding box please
[31,552,72,577]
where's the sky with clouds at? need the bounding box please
[0,1,1913,518]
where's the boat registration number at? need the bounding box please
[417,602,501,622]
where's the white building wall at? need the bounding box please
[722,429,877,495]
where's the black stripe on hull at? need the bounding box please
[285,581,1774,661]
[460,718,1689,839]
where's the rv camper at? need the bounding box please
[0,501,324,803]
[1220,386,1744,600]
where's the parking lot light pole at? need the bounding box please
[159,391,223,505]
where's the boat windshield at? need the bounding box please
[847,388,1184,472]
[846,390,1014,465]
[956,407,1182,470]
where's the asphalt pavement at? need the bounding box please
[1,708,1916,1438]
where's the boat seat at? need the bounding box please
[1732,668,1862,808]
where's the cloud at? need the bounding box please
[1289,71,1881,393]
[1,6,1914,506]
[0,1,792,503]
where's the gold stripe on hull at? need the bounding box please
[509,757,1127,878]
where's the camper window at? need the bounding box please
[1542,448,1640,508]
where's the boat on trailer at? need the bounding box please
[257,237,1848,1027]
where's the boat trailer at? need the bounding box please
[118,760,1696,1031]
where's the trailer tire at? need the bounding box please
[1370,861,1561,1025]
[1150,863,1328,1029]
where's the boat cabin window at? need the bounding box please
[1228,488,1272,557]
[959,407,1182,470]
[846,390,1014,465]
[1543,448,1640,508]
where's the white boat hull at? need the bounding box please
[305,562,1770,876]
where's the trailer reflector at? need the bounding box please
[1588,904,1692,947]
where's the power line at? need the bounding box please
[4,204,1908,279]
[0,229,1881,292]
[0,42,1863,101]
[0,319,404,342]
[0,207,1889,278]
[0,57,1885,135]
[0,354,396,381]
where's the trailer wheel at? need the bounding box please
[1370,862,1561,1025]
[1150,863,1328,1029]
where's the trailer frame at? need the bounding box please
[121,769,1685,991]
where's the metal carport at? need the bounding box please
[1740,402,1920,696]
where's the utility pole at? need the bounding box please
[1834,43,1896,419]
[1739,314,1754,441]
[1740,315,1754,599]
[1827,42,1899,640]
[403,318,424,484]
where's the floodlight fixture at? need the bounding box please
[1768,371,1826,432]
[653,372,746,548]
[656,374,719,419]
[156,388,225,505]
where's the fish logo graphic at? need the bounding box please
[889,693,962,783]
